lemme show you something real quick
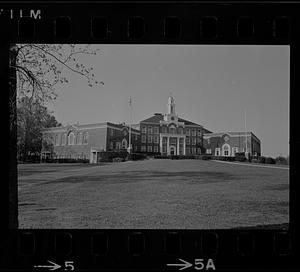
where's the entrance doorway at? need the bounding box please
[170,146,176,155]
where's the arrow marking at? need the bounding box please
[167,259,193,270]
[34,260,61,271]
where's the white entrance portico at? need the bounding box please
[159,133,186,155]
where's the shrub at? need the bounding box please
[265,157,276,164]
[235,155,246,162]
[98,151,128,162]
[234,152,246,162]
[201,155,212,160]
[258,156,266,164]
[275,156,288,165]
[127,153,147,161]
[113,157,124,162]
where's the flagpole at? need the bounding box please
[128,97,132,154]
[244,108,248,159]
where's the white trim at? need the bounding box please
[222,143,231,156]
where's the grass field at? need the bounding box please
[18,159,289,229]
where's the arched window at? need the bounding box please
[222,144,231,156]
[83,132,89,144]
[169,127,176,134]
[62,133,67,145]
[55,134,60,146]
[122,138,127,149]
[77,132,83,145]
[68,132,75,145]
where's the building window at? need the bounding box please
[147,146,152,152]
[169,127,176,134]
[192,138,196,145]
[223,144,230,156]
[186,129,190,136]
[192,147,197,154]
[191,129,196,136]
[148,126,153,134]
[68,132,75,145]
[110,129,114,136]
[83,132,89,144]
[148,135,153,143]
[77,132,83,145]
[110,141,114,150]
[197,129,202,136]
[206,149,212,154]
[154,127,159,134]
[142,126,147,133]
[154,146,159,152]
[135,134,138,141]
[162,146,167,153]
[122,138,127,149]
[186,137,190,145]
[55,134,60,146]
[163,137,167,143]
[162,126,167,133]
[178,127,183,134]
[134,145,137,151]
[215,148,221,156]
[141,146,146,152]
[62,133,67,145]
[197,148,202,154]
[197,137,201,144]
[116,142,121,150]
[123,129,127,136]
[232,147,238,156]
[154,135,159,143]
[186,147,190,154]
[141,135,146,143]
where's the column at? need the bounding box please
[177,137,180,155]
[183,137,186,155]
[167,137,170,155]
[159,135,163,154]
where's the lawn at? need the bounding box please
[18,159,289,229]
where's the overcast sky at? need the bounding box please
[46,45,289,158]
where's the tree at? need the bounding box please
[17,97,61,162]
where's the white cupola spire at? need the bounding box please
[167,91,176,115]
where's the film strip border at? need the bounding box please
[0,3,297,43]
[0,230,293,271]
[1,2,299,271]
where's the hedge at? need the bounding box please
[275,156,288,165]
[98,151,128,162]
[258,156,266,163]
[127,153,147,161]
[265,157,276,164]
[42,158,89,163]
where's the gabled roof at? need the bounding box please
[140,113,210,130]
[140,114,164,123]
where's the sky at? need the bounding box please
[46,45,290,158]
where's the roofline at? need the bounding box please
[203,131,260,143]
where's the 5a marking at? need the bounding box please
[167,258,216,271]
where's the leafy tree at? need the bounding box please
[12,44,102,102]
[17,97,61,161]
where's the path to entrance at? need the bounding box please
[211,160,289,170]
[18,159,289,229]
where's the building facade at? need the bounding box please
[42,122,140,163]
[139,95,212,155]
[203,132,261,157]
[41,94,261,161]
